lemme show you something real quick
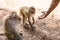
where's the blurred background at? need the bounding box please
[0,0,60,19]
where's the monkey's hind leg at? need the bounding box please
[22,16,25,27]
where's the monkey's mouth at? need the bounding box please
[30,10,35,13]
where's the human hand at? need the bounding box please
[38,11,46,19]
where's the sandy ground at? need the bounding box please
[0,8,60,40]
[0,0,60,40]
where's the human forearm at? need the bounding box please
[45,0,59,18]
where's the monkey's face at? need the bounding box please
[29,7,35,14]
[29,7,35,16]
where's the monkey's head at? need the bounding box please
[29,7,35,17]
[9,11,21,21]
[29,7,35,14]
[9,12,17,18]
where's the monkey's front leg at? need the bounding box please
[32,17,35,25]
[28,16,33,30]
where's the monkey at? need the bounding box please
[20,6,35,30]
[4,11,22,40]
[39,0,60,19]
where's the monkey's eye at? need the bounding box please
[31,11,35,13]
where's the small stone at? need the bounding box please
[33,35,36,38]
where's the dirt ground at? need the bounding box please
[0,8,60,40]
[19,18,60,40]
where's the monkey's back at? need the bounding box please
[20,7,30,18]
[4,13,22,40]
[4,18,20,40]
